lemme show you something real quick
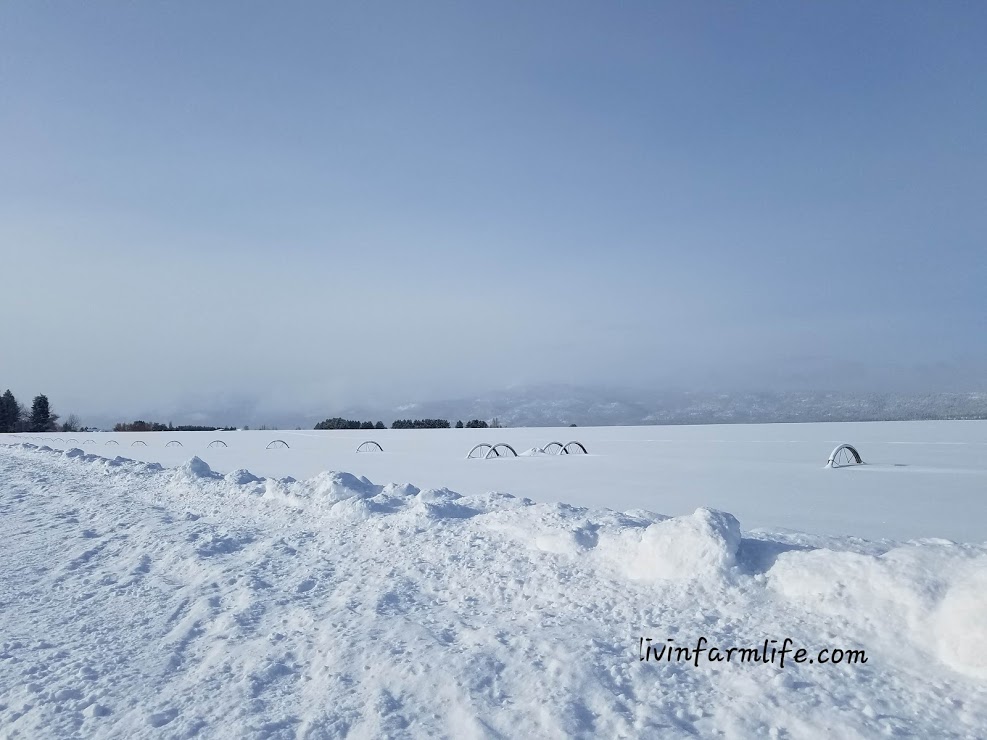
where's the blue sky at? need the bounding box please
[1,2,985,418]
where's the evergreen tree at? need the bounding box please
[15,403,29,432]
[30,394,59,432]
[0,390,20,433]
[455,420,464,428]
[374,421,385,430]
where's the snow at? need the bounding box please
[1,423,986,738]
[595,508,743,582]
[10,420,986,540]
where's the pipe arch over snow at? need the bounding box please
[357,440,383,453]
[467,443,494,459]
[827,443,863,468]
[484,443,518,459]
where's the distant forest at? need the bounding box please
[113,421,237,432]
[315,418,386,430]
[313,417,497,430]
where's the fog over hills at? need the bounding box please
[80,385,987,431]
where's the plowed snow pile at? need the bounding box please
[1,443,985,738]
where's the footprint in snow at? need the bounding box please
[132,555,151,575]
[195,532,253,558]
[148,707,179,727]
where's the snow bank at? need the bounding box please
[934,562,987,679]
[2,440,986,740]
[596,507,742,581]
[770,543,987,679]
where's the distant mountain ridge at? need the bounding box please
[339,386,987,428]
[81,386,987,430]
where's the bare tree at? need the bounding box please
[61,414,82,433]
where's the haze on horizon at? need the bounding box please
[2,2,985,423]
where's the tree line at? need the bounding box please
[0,390,81,433]
[314,418,387,430]
[390,419,451,429]
[313,417,503,430]
[112,421,236,432]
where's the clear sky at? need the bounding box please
[1,2,985,420]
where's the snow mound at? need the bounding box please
[62,448,104,465]
[305,471,382,502]
[482,501,600,556]
[225,468,262,485]
[414,488,481,519]
[172,456,222,482]
[597,507,742,581]
[770,549,933,631]
[260,471,386,517]
[415,487,459,503]
[769,544,987,677]
[934,560,987,679]
[382,482,421,498]
[104,455,135,469]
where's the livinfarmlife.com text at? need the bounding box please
[639,637,868,668]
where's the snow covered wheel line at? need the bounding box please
[266,440,290,449]
[356,440,383,453]
[466,442,495,459]
[827,443,863,468]
[466,442,519,459]
[207,440,228,448]
[485,443,518,459]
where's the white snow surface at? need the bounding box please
[1,425,986,738]
[10,421,987,541]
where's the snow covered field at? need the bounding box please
[1,422,986,738]
[9,421,987,541]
